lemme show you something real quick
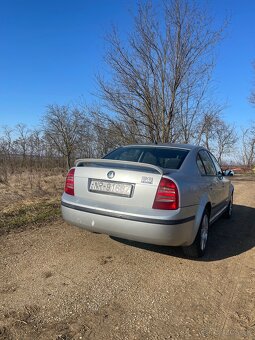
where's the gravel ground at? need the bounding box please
[0,177,255,339]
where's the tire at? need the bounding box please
[182,210,209,258]
[223,193,233,219]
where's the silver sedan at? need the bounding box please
[61,144,234,258]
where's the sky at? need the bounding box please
[0,0,255,131]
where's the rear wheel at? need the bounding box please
[182,210,209,258]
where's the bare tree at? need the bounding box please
[0,126,14,161]
[91,106,142,155]
[42,105,89,168]
[193,106,237,164]
[96,0,224,143]
[241,124,255,169]
[14,124,31,165]
[0,126,14,182]
[213,121,237,164]
[27,129,46,168]
[243,62,255,168]
[195,109,221,150]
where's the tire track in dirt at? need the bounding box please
[218,180,255,339]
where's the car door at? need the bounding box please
[208,152,230,206]
[198,150,224,218]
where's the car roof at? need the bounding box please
[122,143,199,151]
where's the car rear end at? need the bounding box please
[61,146,196,246]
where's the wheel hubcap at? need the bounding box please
[200,215,209,251]
[229,196,233,216]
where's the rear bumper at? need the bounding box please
[61,201,196,246]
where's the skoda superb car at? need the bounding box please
[61,144,234,257]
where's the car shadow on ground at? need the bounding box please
[110,204,255,261]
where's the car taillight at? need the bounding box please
[153,177,179,210]
[65,168,75,195]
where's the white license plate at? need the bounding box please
[89,179,133,197]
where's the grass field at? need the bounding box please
[0,169,65,234]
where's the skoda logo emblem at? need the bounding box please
[107,171,115,179]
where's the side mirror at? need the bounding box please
[223,169,234,176]
[217,170,223,178]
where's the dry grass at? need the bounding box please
[0,200,61,235]
[0,169,66,233]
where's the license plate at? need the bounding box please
[89,179,133,197]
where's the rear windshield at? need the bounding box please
[104,147,189,169]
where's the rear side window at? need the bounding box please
[198,150,216,176]
[104,147,189,169]
[209,153,222,176]
[197,155,206,175]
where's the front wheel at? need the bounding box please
[182,211,209,258]
[223,193,233,219]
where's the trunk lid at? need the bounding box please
[73,159,163,210]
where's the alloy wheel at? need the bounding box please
[200,214,209,251]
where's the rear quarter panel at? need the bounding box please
[169,148,213,244]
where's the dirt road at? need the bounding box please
[0,177,255,339]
